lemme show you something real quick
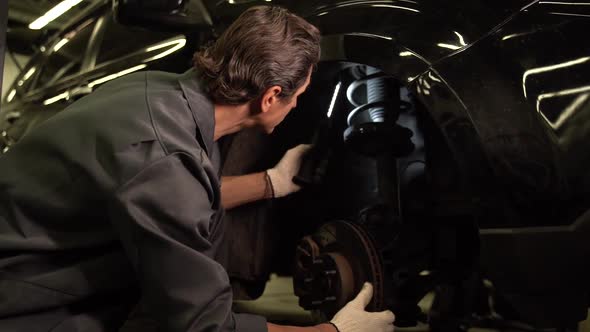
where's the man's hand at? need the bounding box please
[220,144,310,209]
[267,144,311,198]
[330,283,395,332]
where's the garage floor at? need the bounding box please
[234,275,590,332]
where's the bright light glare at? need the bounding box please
[523,56,590,98]
[145,38,187,62]
[540,1,590,4]
[87,65,147,88]
[327,82,342,118]
[6,90,17,102]
[428,72,442,82]
[454,31,467,46]
[537,91,590,129]
[53,38,70,52]
[502,32,527,41]
[347,32,393,41]
[43,91,70,105]
[29,0,84,30]
[23,67,36,81]
[370,4,420,12]
[399,51,413,57]
[536,85,590,108]
[437,43,461,50]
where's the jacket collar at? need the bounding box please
[177,68,215,157]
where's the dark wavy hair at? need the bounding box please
[193,6,321,105]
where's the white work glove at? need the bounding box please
[266,144,311,198]
[330,283,395,332]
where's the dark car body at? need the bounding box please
[2,0,590,330]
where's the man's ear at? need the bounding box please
[260,86,283,114]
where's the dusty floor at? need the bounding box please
[234,275,590,332]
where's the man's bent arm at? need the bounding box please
[221,172,273,210]
[108,153,267,332]
[267,323,337,332]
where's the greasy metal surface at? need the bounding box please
[410,3,590,326]
[205,0,536,65]
[294,221,385,317]
[416,3,590,228]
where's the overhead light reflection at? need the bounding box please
[536,85,590,129]
[538,92,589,130]
[88,64,147,88]
[370,4,420,13]
[327,82,342,118]
[6,89,17,102]
[23,67,36,81]
[454,31,467,46]
[145,38,187,62]
[29,0,84,30]
[399,51,413,57]
[548,11,590,18]
[346,32,393,41]
[539,1,590,5]
[428,72,442,82]
[53,38,70,52]
[536,85,590,109]
[146,38,186,52]
[17,67,36,86]
[522,56,590,98]
[502,32,533,41]
[44,91,70,105]
[437,43,461,50]
[502,34,518,41]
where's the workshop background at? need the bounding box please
[3,0,590,331]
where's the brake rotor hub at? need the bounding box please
[293,220,385,317]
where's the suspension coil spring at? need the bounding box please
[343,66,415,157]
[346,66,410,126]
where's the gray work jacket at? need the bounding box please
[0,69,266,332]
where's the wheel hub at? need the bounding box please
[293,220,385,317]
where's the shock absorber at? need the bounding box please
[347,66,388,123]
[343,65,414,157]
[343,66,418,323]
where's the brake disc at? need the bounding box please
[293,220,385,317]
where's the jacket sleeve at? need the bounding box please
[108,152,267,332]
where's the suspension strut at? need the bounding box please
[293,65,417,318]
[343,66,414,157]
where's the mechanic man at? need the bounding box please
[0,5,394,332]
